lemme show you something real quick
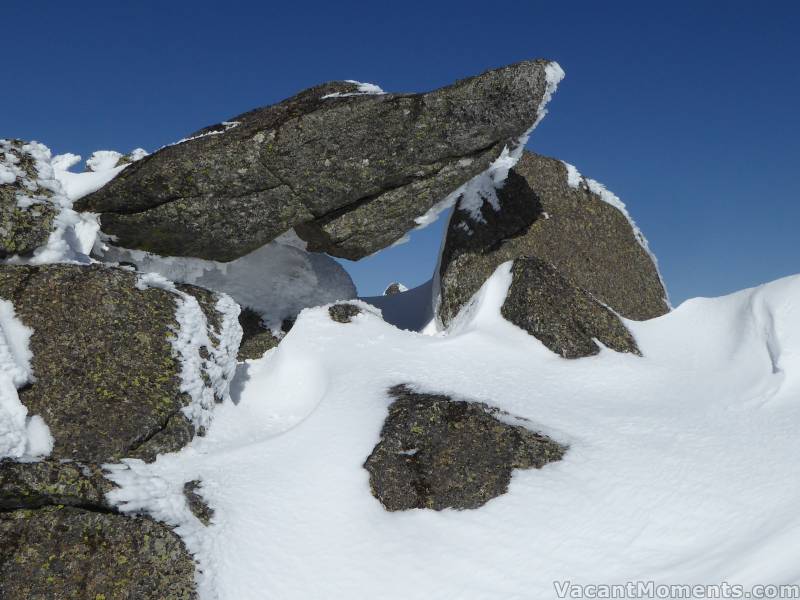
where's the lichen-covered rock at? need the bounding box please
[77,60,560,261]
[502,258,641,358]
[328,303,362,323]
[237,307,280,360]
[0,139,61,258]
[364,385,566,511]
[383,282,406,295]
[0,459,114,511]
[0,506,196,599]
[183,480,214,526]
[0,264,240,463]
[437,150,669,328]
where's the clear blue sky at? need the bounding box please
[3,1,798,304]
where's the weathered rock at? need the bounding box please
[183,480,214,526]
[364,385,566,511]
[328,303,362,323]
[383,282,406,295]
[0,139,60,258]
[0,506,196,599]
[437,150,669,328]
[77,60,560,261]
[237,307,280,360]
[0,264,239,463]
[502,258,641,358]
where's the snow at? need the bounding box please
[100,232,356,332]
[103,257,800,599]
[172,122,240,146]
[135,273,242,433]
[52,146,147,202]
[560,160,671,307]
[363,280,432,331]
[321,80,386,99]
[0,299,52,460]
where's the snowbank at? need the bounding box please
[105,270,800,599]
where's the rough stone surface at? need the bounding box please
[383,282,405,295]
[77,60,557,261]
[0,506,196,600]
[183,480,214,526]
[437,150,669,327]
[0,139,59,258]
[364,385,566,511]
[237,307,280,360]
[0,264,231,463]
[0,459,114,512]
[328,303,362,323]
[502,258,641,358]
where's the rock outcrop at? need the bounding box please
[0,139,61,258]
[437,150,669,330]
[0,264,240,463]
[77,60,561,261]
[364,385,566,510]
[501,258,641,358]
[0,506,196,600]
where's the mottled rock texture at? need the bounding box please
[328,303,363,323]
[237,307,280,360]
[0,264,232,463]
[77,60,557,261]
[0,139,59,258]
[0,506,196,600]
[364,386,566,511]
[502,258,641,358]
[437,150,669,328]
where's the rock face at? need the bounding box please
[0,139,60,258]
[77,60,559,261]
[437,150,669,329]
[0,264,239,463]
[0,506,196,600]
[364,385,566,511]
[237,307,280,360]
[502,258,641,358]
[328,303,362,323]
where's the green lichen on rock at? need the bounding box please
[0,263,231,463]
[364,385,566,511]
[437,150,669,328]
[0,506,196,600]
[237,307,280,360]
[0,139,60,258]
[501,258,641,358]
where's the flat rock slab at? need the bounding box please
[437,150,669,328]
[0,506,196,600]
[364,385,566,511]
[77,60,557,261]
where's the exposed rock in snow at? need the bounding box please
[436,150,669,329]
[0,264,239,463]
[76,60,562,261]
[328,302,363,323]
[383,282,408,295]
[364,385,566,510]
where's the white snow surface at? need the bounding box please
[0,299,52,460]
[100,232,357,331]
[105,263,800,599]
[321,80,386,99]
[52,146,147,202]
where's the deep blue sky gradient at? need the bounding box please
[3,1,798,303]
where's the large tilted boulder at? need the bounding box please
[76,60,560,261]
[0,139,61,258]
[0,506,196,600]
[364,385,566,511]
[0,264,240,463]
[438,151,669,329]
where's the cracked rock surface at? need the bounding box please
[0,264,231,463]
[76,60,557,261]
[364,385,566,511]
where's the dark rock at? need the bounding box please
[0,139,59,258]
[237,307,280,360]
[0,506,196,599]
[502,258,641,358]
[77,60,559,261]
[0,459,114,512]
[437,150,669,327]
[0,264,237,463]
[183,480,214,526]
[328,303,362,323]
[364,385,566,511]
[383,282,406,295]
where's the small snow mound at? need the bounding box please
[53,146,147,202]
[0,299,53,460]
[322,80,386,99]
